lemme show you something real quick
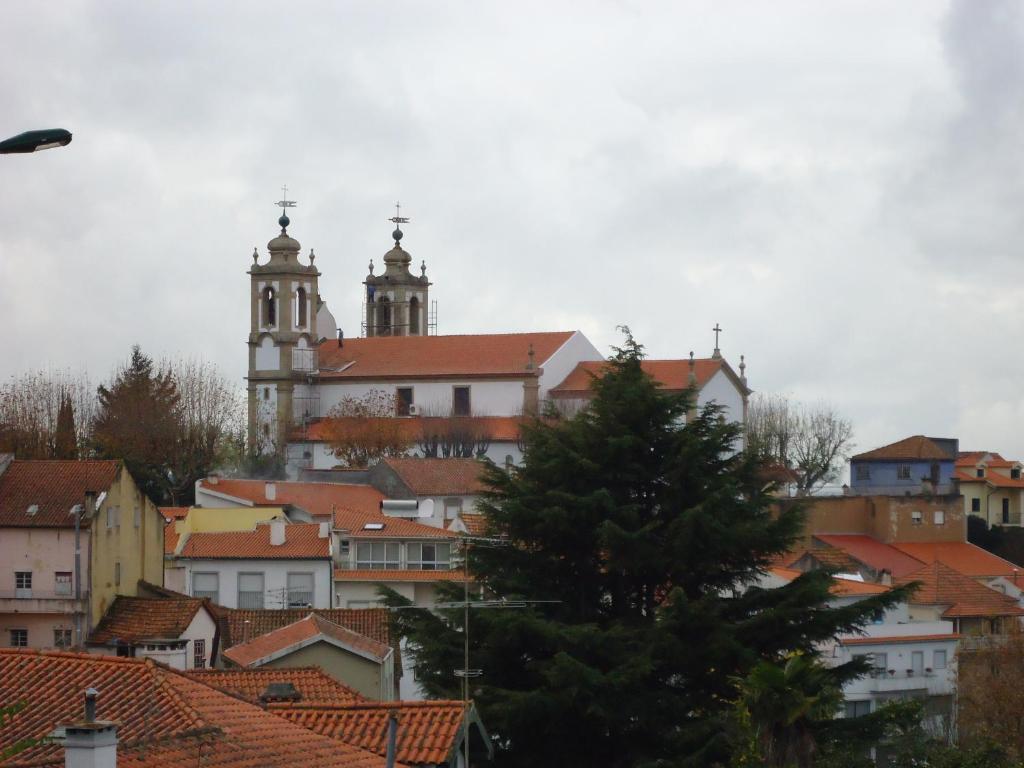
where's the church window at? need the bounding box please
[263,286,276,326]
[396,387,413,416]
[263,387,270,401]
[409,296,420,335]
[453,386,471,417]
[378,297,392,336]
[296,287,307,327]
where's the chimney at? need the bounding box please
[63,688,117,768]
[207,472,219,486]
[265,482,276,501]
[0,453,14,478]
[318,522,330,539]
[259,682,302,703]
[270,520,286,546]
[338,328,344,348]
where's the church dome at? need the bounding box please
[268,232,301,253]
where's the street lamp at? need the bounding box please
[0,128,72,154]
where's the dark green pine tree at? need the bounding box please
[93,345,181,504]
[52,391,78,459]
[387,331,912,768]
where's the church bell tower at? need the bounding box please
[364,204,432,336]
[247,193,321,453]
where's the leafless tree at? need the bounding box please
[957,632,1024,757]
[0,368,96,459]
[416,405,494,458]
[746,394,854,495]
[321,388,409,467]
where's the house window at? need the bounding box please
[15,572,32,597]
[54,629,72,649]
[407,542,453,571]
[897,464,911,480]
[934,649,947,669]
[1003,498,1011,524]
[977,468,985,478]
[911,651,925,676]
[106,506,119,529]
[287,572,314,608]
[133,506,141,528]
[355,542,400,569]
[296,287,307,327]
[237,572,265,609]
[444,498,462,520]
[844,700,871,718]
[934,510,945,526]
[971,498,981,513]
[193,638,207,669]
[9,629,27,648]
[871,652,887,675]
[396,387,414,417]
[192,572,219,602]
[854,465,870,481]
[452,386,471,417]
[1014,468,1022,480]
[911,511,922,525]
[55,572,72,596]
[346,600,382,609]
[114,561,121,586]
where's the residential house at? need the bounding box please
[169,520,334,609]
[0,648,390,768]
[87,591,219,669]
[189,666,366,705]
[954,451,1024,526]
[0,457,164,650]
[895,561,1024,635]
[221,613,396,701]
[195,475,385,519]
[848,435,958,495]
[367,456,489,528]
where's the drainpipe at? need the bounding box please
[76,494,96,647]
[384,711,398,768]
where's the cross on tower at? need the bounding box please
[712,323,723,359]
[388,201,410,226]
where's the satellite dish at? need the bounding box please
[418,499,435,519]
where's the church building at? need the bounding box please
[246,202,751,476]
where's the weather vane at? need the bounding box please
[275,185,297,230]
[388,201,409,242]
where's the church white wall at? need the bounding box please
[538,331,604,400]
[298,438,522,471]
[255,336,280,371]
[697,369,745,431]
[317,302,338,343]
[316,380,525,417]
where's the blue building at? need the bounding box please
[849,436,958,495]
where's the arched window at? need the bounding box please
[409,296,420,335]
[296,287,307,327]
[378,296,392,336]
[263,286,276,326]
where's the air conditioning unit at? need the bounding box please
[408,404,421,416]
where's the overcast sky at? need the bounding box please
[1,1,1022,460]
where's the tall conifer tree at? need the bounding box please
[52,391,78,459]
[389,332,909,767]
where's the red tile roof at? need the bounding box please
[160,505,190,520]
[333,508,459,539]
[768,567,889,596]
[549,358,723,396]
[0,649,391,768]
[851,436,951,461]
[299,416,524,444]
[200,478,385,517]
[954,469,1024,488]
[813,534,927,578]
[316,331,575,380]
[956,451,1016,468]
[179,523,330,559]
[896,561,1024,618]
[0,459,120,528]
[272,701,477,767]
[334,569,466,583]
[164,519,180,554]
[189,666,366,706]
[223,614,390,667]
[889,541,1023,579]
[89,596,207,644]
[840,633,961,646]
[379,457,489,496]
[460,513,489,537]
[219,608,393,652]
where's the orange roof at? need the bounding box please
[219,608,392,652]
[840,633,961,645]
[316,331,574,380]
[768,567,888,596]
[889,541,1023,579]
[179,523,330,559]
[813,534,926,578]
[0,459,120,528]
[334,568,466,582]
[852,436,952,461]
[299,416,524,444]
[164,519,179,554]
[957,451,1016,468]
[272,701,477,767]
[0,649,390,768]
[896,561,1024,618]
[160,505,190,520]
[549,358,723,397]
[798,548,863,573]
[379,457,489,495]
[460,512,489,537]
[200,477,385,517]
[223,614,390,667]
[333,507,459,539]
[89,596,206,644]
[189,666,365,706]
[954,469,1024,488]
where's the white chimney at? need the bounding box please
[63,688,117,768]
[318,522,329,539]
[207,473,219,486]
[270,520,286,546]
[265,482,276,501]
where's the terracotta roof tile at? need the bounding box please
[956,451,1016,468]
[0,460,120,528]
[223,614,390,667]
[160,505,191,520]
[0,649,392,768]
[200,478,385,517]
[272,701,475,767]
[840,633,961,646]
[333,508,459,539]
[89,596,205,644]
[768,567,889,596]
[179,523,330,559]
[298,416,524,444]
[164,519,180,554]
[459,513,489,537]
[954,469,1024,488]
[334,569,466,583]
[189,666,366,706]
[813,534,927,578]
[550,358,722,396]
[316,331,574,379]
[851,435,952,461]
[889,541,1023,579]
[799,548,863,573]
[896,561,1024,618]
[219,608,392,653]
[380,457,489,495]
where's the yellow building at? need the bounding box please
[955,451,1024,527]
